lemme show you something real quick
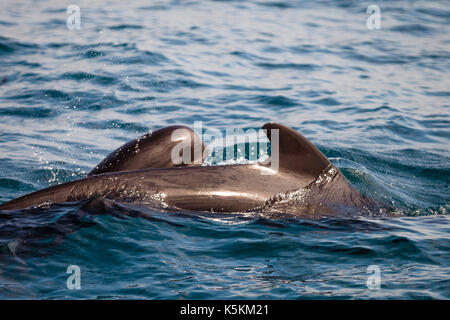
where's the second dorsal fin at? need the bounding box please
[262,122,330,178]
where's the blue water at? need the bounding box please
[0,0,449,299]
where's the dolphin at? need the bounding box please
[0,123,378,217]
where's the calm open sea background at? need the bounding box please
[0,0,448,299]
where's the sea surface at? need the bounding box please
[0,0,449,299]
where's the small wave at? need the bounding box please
[0,36,37,55]
[311,97,341,106]
[255,62,320,71]
[61,72,117,86]
[390,24,435,35]
[84,50,105,59]
[0,107,56,119]
[254,95,298,107]
[115,51,168,65]
[108,24,144,30]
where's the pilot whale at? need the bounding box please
[0,123,378,217]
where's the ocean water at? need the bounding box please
[0,0,449,299]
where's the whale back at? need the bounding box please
[89,125,207,175]
[0,123,375,216]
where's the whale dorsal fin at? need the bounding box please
[262,122,330,178]
[89,125,207,175]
